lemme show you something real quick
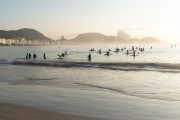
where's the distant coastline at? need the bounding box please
[0,28,161,46]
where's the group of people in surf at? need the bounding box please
[25,51,67,60]
[87,46,150,61]
[26,53,46,59]
[25,46,151,61]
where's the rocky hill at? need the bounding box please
[0,28,52,41]
[139,37,160,44]
[59,30,160,44]
[117,30,130,40]
[70,33,117,44]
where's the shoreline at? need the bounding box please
[1,62,180,120]
[1,85,180,120]
[0,103,96,120]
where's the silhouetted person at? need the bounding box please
[132,46,134,51]
[61,53,65,58]
[26,53,29,59]
[126,50,129,55]
[58,54,63,59]
[64,51,68,55]
[89,48,94,52]
[115,48,120,53]
[33,53,37,59]
[43,53,46,59]
[105,51,110,56]
[132,51,136,57]
[29,53,31,58]
[88,54,91,61]
[98,49,101,54]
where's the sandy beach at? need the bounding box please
[1,84,180,120]
[0,103,94,120]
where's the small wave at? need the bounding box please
[104,67,180,73]
[0,59,13,65]
[76,82,180,101]
[26,77,58,81]
[11,60,180,73]
[76,82,125,93]
[8,77,58,86]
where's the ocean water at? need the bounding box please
[0,44,180,101]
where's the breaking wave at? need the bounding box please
[76,82,180,101]
[26,77,58,81]
[1,59,180,73]
[0,59,13,65]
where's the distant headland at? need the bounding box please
[0,28,160,46]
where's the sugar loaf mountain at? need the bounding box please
[0,28,160,46]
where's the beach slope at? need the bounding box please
[0,103,92,120]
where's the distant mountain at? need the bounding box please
[139,37,160,44]
[0,28,160,44]
[117,30,130,40]
[62,33,120,45]
[71,33,116,44]
[0,28,52,41]
[58,31,160,45]
[75,33,105,41]
[59,30,161,44]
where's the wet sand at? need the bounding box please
[2,85,180,120]
[0,103,93,120]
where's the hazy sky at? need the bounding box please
[0,0,180,42]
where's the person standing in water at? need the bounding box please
[88,54,91,61]
[26,53,29,59]
[33,53,37,59]
[132,51,136,57]
[29,53,31,58]
[43,53,46,59]
[126,50,129,55]
[98,49,102,54]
